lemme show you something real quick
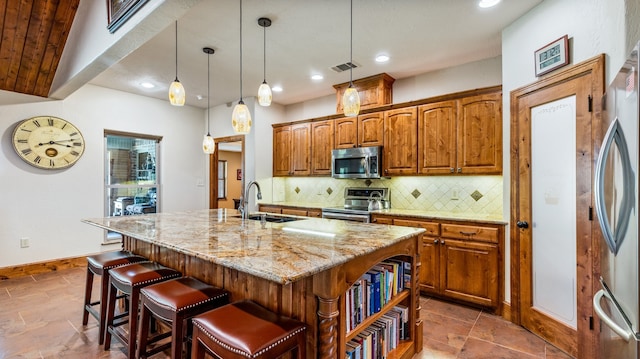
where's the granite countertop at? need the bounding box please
[82,209,424,285]
[260,202,507,225]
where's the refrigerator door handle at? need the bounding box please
[593,289,634,342]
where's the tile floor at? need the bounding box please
[0,267,573,358]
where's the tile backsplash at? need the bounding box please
[270,176,503,217]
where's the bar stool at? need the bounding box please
[191,300,307,359]
[82,250,147,345]
[103,261,181,359]
[136,277,229,359]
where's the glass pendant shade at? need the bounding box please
[169,79,186,106]
[202,133,215,154]
[258,81,272,106]
[232,101,252,134]
[343,86,360,117]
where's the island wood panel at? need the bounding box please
[123,231,422,359]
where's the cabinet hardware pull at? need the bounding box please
[433,239,439,244]
[457,168,462,173]
[459,231,477,236]
[450,168,454,173]
[441,240,445,245]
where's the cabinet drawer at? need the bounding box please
[282,208,308,217]
[393,219,440,236]
[258,205,282,214]
[441,223,498,243]
[307,209,322,218]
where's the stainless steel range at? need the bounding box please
[321,187,389,223]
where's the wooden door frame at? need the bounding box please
[209,135,245,209]
[510,54,605,357]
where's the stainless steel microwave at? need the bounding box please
[331,146,382,179]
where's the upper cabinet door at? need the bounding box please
[458,92,502,174]
[291,123,311,176]
[384,107,418,175]
[358,112,384,148]
[273,125,292,176]
[418,100,458,175]
[311,120,334,175]
[335,117,358,149]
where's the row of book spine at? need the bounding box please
[345,304,409,359]
[345,259,411,332]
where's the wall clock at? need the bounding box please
[12,116,85,170]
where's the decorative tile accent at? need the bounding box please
[326,187,333,195]
[364,179,372,187]
[471,190,483,201]
[295,187,300,194]
[411,189,422,199]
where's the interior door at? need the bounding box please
[511,55,604,358]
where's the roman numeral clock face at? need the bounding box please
[12,116,85,170]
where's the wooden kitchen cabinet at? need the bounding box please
[383,107,418,175]
[335,112,384,149]
[273,123,311,176]
[457,92,502,174]
[371,213,503,311]
[418,92,502,175]
[311,120,334,175]
[259,204,322,218]
[272,125,292,176]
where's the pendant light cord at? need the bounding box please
[263,20,267,82]
[174,21,179,81]
[349,0,353,86]
[207,50,211,134]
[239,0,244,102]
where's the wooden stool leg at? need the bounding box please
[82,267,93,326]
[191,325,206,359]
[126,290,140,359]
[171,312,183,359]
[136,296,152,359]
[103,281,118,350]
[98,270,111,345]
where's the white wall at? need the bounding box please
[501,0,630,302]
[0,85,206,267]
[282,56,503,123]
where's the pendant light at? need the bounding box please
[202,47,215,154]
[257,17,272,107]
[168,21,186,106]
[232,0,252,134]
[342,0,360,117]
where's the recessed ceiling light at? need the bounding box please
[140,82,155,89]
[272,86,283,92]
[375,54,390,63]
[311,74,324,81]
[478,0,500,8]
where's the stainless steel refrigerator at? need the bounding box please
[594,44,640,358]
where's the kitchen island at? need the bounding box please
[83,209,424,359]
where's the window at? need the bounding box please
[217,160,227,199]
[104,131,161,243]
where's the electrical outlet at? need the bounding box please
[451,189,459,200]
[20,237,29,248]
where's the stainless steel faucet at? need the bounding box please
[239,180,262,220]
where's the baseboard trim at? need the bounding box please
[502,301,512,321]
[0,255,88,280]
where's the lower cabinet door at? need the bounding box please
[439,238,499,308]
[420,236,439,294]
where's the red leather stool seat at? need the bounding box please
[103,261,181,359]
[82,250,147,345]
[136,277,229,359]
[191,300,307,359]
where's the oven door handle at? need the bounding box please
[322,211,369,222]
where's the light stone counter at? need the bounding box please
[82,208,424,285]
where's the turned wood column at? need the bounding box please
[313,267,344,359]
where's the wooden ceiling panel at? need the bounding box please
[0,0,78,98]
